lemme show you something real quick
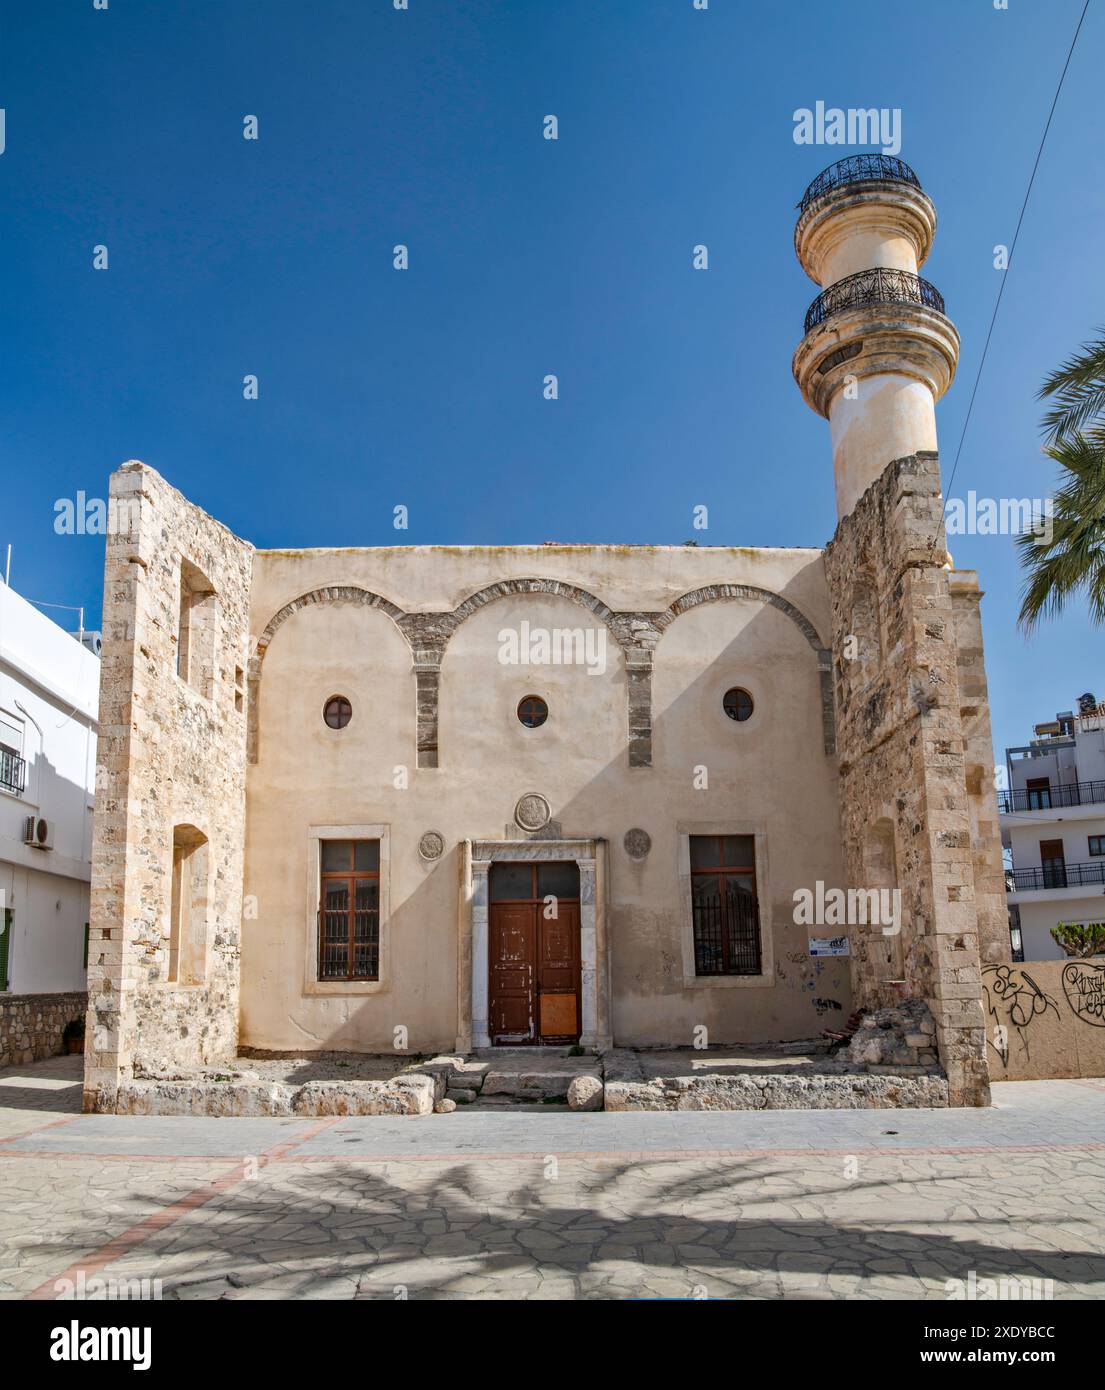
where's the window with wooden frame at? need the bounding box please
[517,695,548,728]
[1025,777,1052,810]
[689,834,761,976]
[722,687,754,722]
[319,840,381,981]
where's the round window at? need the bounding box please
[723,687,754,722]
[517,695,549,728]
[323,695,353,729]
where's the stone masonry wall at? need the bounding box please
[948,574,1012,969]
[84,462,253,1110]
[0,991,87,1067]
[824,452,992,1106]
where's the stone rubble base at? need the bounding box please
[91,1043,950,1115]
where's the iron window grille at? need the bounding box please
[690,834,762,976]
[318,839,380,980]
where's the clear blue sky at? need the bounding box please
[1,0,1101,764]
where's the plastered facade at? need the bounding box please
[241,545,848,1056]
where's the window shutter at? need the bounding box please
[0,908,12,992]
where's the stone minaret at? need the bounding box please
[792,157,1008,1108]
[792,155,959,519]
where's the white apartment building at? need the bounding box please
[0,580,99,994]
[1001,692,1105,961]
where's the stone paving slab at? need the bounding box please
[3,1147,1100,1301]
[3,1114,309,1158]
[6,1079,1102,1160]
[0,1157,231,1299]
[1,1057,1102,1301]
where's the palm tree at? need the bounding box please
[1038,331,1105,447]
[1017,433,1105,631]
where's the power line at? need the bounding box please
[942,0,1091,504]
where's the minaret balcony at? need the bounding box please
[797,154,922,216]
[803,267,945,336]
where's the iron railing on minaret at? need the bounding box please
[802,267,946,335]
[797,154,922,214]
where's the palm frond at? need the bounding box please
[1038,333,1105,446]
[1017,434,1105,632]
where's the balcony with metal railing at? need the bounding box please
[0,746,27,796]
[1005,860,1105,894]
[797,154,922,215]
[999,779,1105,814]
[802,266,946,335]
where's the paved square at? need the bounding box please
[1,1057,1102,1300]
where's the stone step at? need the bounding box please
[482,1057,602,1102]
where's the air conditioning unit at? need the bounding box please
[70,630,103,657]
[23,816,55,850]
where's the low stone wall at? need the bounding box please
[112,1070,439,1117]
[603,1073,948,1110]
[982,959,1105,1082]
[0,992,86,1067]
[602,1047,947,1111]
[86,1045,961,1115]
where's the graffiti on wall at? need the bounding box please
[1062,961,1105,1027]
[981,964,1060,1067]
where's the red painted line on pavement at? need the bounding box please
[279,1140,1105,1163]
[24,1116,340,1301]
[0,1149,206,1163]
[0,1114,82,1148]
[5,1137,1101,1169]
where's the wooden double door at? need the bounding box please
[489,861,581,1045]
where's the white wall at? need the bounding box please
[1074,721,1105,782]
[1008,718,1105,791]
[1007,816,1105,874]
[1009,746,1074,792]
[0,581,98,993]
[1017,898,1105,961]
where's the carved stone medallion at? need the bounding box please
[514,793,552,832]
[418,830,445,861]
[624,828,651,860]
